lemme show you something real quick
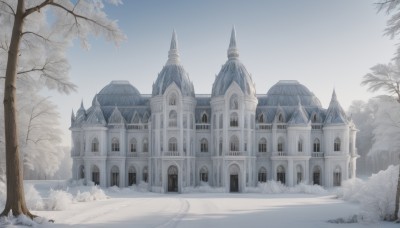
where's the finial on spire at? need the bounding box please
[79,99,85,110]
[227,26,239,59]
[167,30,180,65]
[71,109,75,120]
[331,89,337,101]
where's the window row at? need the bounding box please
[91,137,148,152]
[257,137,341,152]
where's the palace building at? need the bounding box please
[70,28,358,193]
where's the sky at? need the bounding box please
[51,0,396,146]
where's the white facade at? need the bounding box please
[70,28,358,193]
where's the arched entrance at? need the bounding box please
[277,165,285,184]
[229,164,240,192]
[168,166,178,192]
[313,166,321,185]
[92,165,100,185]
[110,166,119,187]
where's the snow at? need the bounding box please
[0,179,399,227]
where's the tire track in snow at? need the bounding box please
[68,197,155,225]
[154,197,190,228]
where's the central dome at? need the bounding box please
[152,31,195,97]
[212,27,255,97]
[264,80,322,107]
[95,80,142,106]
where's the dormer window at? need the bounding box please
[258,114,264,123]
[91,138,99,152]
[278,114,284,123]
[312,114,317,123]
[334,138,341,151]
[111,138,120,152]
[169,93,176,106]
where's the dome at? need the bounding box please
[95,80,142,106]
[211,27,256,97]
[152,31,195,97]
[264,80,322,107]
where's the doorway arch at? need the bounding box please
[168,165,178,192]
[229,164,240,192]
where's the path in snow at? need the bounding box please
[33,193,398,228]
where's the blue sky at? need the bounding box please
[53,0,396,146]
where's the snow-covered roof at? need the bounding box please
[152,31,195,97]
[212,27,256,97]
[260,80,322,107]
[324,90,348,125]
[96,81,143,106]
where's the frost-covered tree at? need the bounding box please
[362,60,400,220]
[0,0,124,219]
[376,0,400,58]
[0,79,64,180]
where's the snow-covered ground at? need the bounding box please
[0,180,398,228]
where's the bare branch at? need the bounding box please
[21,31,51,42]
[23,0,52,18]
[0,0,15,15]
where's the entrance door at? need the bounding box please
[230,174,239,192]
[167,166,178,192]
[168,174,178,192]
[313,172,320,185]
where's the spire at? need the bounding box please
[94,95,100,106]
[166,30,180,65]
[71,109,75,123]
[331,89,337,101]
[227,26,239,59]
[79,100,84,110]
[325,89,347,124]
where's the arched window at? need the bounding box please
[111,138,120,152]
[91,138,99,152]
[92,165,100,185]
[169,137,178,152]
[219,139,223,156]
[200,167,208,182]
[219,114,223,129]
[142,166,148,183]
[230,95,239,110]
[169,93,176,106]
[200,138,208,152]
[258,114,264,123]
[79,165,85,179]
[333,166,341,186]
[130,138,137,152]
[169,110,177,127]
[230,135,239,151]
[296,165,303,184]
[278,114,284,123]
[312,114,317,123]
[277,166,285,184]
[298,139,303,152]
[230,112,239,127]
[334,138,341,151]
[142,138,148,152]
[110,166,119,187]
[201,113,208,123]
[258,167,267,183]
[313,138,320,152]
[128,166,136,186]
[258,138,267,152]
[277,137,284,152]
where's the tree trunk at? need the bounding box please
[395,157,400,221]
[0,0,35,218]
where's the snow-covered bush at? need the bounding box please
[130,181,149,192]
[246,181,327,194]
[46,189,73,211]
[76,186,108,202]
[183,182,225,193]
[24,184,44,210]
[338,165,398,222]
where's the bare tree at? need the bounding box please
[362,60,400,221]
[0,0,124,219]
